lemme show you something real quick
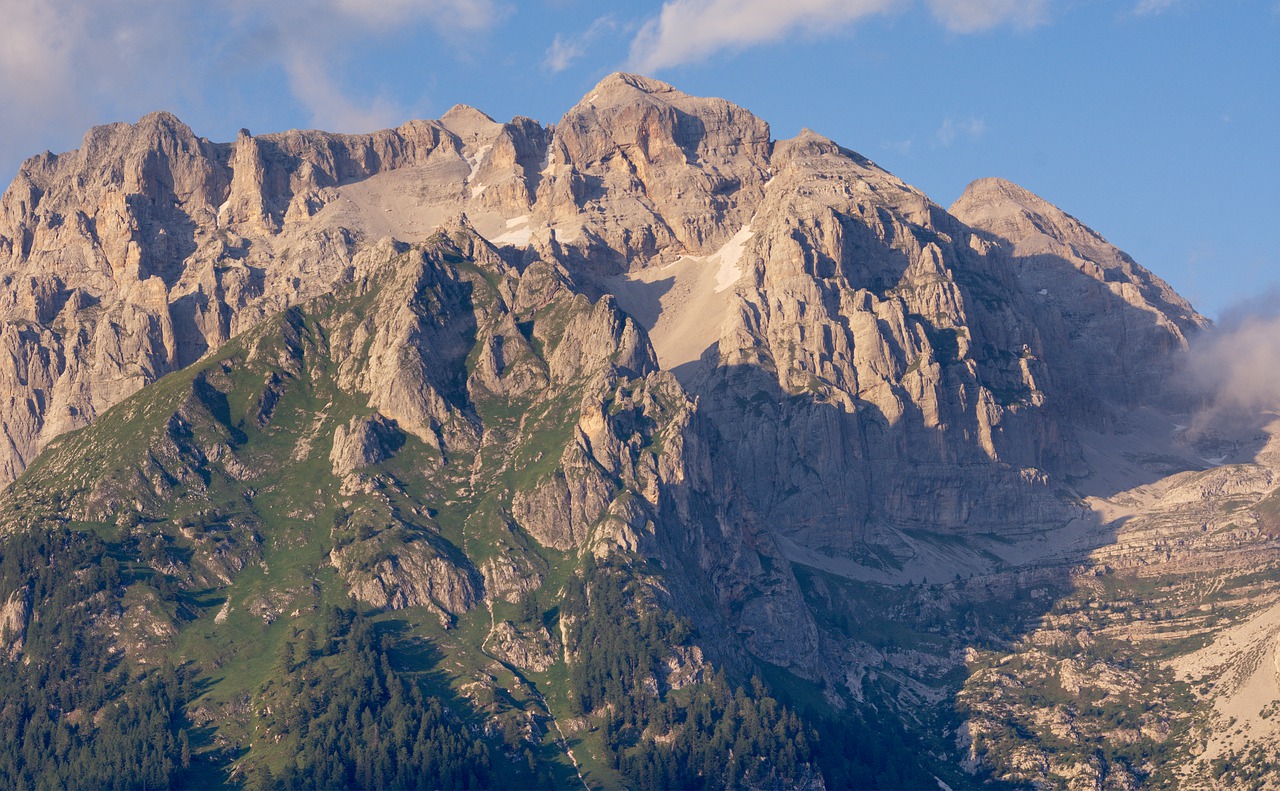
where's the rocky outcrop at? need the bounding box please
[330,532,479,626]
[0,586,29,659]
[0,75,1229,741]
[480,555,544,604]
[675,130,1084,549]
[537,73,772,267]
[329,413,402,477]
[488,621,556,672]
[0,105,548,486]
[511,442,614,552]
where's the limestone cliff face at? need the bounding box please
[0,75,1203,513]
[676,132,1094,547]
[0,74,1209,680]
[950,177,1208,417]
[0,585,29,659]
[536,73,772,267]
[0,109,545,485]
[1,78,1259,785]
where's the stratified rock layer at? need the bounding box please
[0,72,1218,669]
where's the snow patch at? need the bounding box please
[493,216,534,246]
[714,225,754,292]
[551,223,582,244]
[463,144,491,198]
[1038,288,1049,296]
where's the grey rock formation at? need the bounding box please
[950,176,1208,417]
[330,533,479,626]
[488,621,556,673]
[0,586,29,659]
[329,414,403,477]
[0,71,1216,696]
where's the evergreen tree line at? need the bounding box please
[0,529,191,790]
[561,559,816,790]
[255,606,494,790]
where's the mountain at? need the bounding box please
[0,74,1275,789]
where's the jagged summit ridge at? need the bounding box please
[951,175,1201,334]
[0,75,1203,536]
[0,74,1271,791]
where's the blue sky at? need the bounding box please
[1,0,1275,318]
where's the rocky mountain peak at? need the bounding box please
[438,103,501,142]
[952,175,1206,335]
[951,176,1110,257]
[574,72,680,108]
[0,75,1271,791]
[542,72,771,265]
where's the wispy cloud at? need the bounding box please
[935,116,986,147]
[883,138,916,156]
[230,0,503,131]
[280,51,405,133]
[925,0,1048,33]
[544,16,619,74]
[628,0,899,74]
[1131,0,1178,16]
[0,0,503,181]
[628,0,1050,72]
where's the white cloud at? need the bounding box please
[925,0,1049,32]
[228,0,504,131]
[1131,0,1177,15]
[544,16,619,74]
[545,35,581,73]
[0,0,503,180]
[883,138,916,156]
[628,0,1052,73]
[281,51,404,133]
[935,116,986,147]
[628,0,899,74]
[1185,287,1280,431]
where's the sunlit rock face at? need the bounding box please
[5,73,1280,790]
[0,78,1203,561]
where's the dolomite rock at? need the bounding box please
[950,176,1208,416]
[0,586,30,659]
[0,74,1204,518]
[538,73,772,268]
[511,436,614,552]
[329,413,402,477]
[488,621,556,673]
[480,555,544,604]
[685,129,1084,548]
[0,107,544,486]
[663,644,707,691]
[330,536,479,626]
[0,73,1222,697]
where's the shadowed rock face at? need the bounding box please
[4,74,1277,789]
[0,75,1203,512]
[950,177,1209,416]
[0,74,1208,548]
